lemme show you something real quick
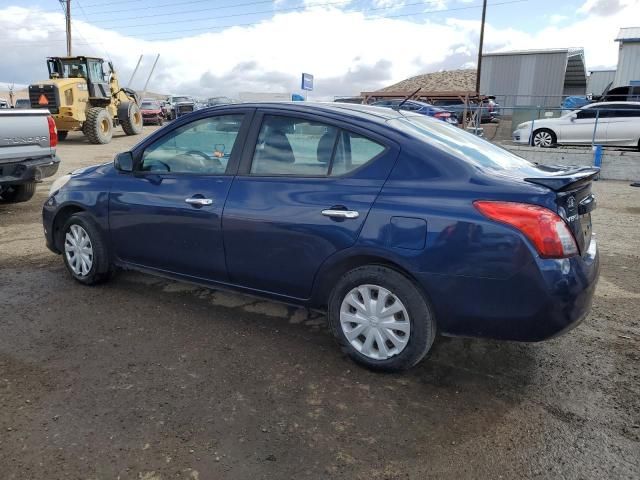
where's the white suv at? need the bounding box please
[513,102,640,149]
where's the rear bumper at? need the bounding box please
[416,238,600,342]
[0,154,60,186]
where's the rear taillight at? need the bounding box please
[474,201,578,258]
[47,116,58,148]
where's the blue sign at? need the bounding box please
[301,73,314,91]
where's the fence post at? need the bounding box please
[591,109,600,147]
[530,109,536,146]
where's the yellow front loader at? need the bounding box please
[28,56,143,144]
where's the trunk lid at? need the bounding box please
[525,166,599,254]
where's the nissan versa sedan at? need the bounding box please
[43,103,600,371]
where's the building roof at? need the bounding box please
[377,69,476,93]
[615,27,640,42]
[483,47,583,57]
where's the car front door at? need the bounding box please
[222,110,399,299]
[559,107,607,144]
[109,109,253,281]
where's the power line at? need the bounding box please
[90,0,440,27]
[4,0,526,45]
[84,0,275,16]
[127,0,527,41]
[84,0,521,33]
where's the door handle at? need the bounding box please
[185,197,213,206]
[322,209,359,219]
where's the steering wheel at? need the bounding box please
[186,150,222,168]
[153,160,171,172]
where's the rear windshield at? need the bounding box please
[390,115,541,174]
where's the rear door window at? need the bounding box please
[249,114,386,177]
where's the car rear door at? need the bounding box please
[222,109,399,300]
[109,109,253,281]
[604,103,640,145]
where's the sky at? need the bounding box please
[0,0,638,99]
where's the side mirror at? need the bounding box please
[114,151,134,172]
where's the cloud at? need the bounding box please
[578,0,626,16]
[1,1,639,99]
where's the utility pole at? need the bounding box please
[61,0,72,56]
[475,0,487,94]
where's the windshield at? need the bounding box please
[141,102,158,109]
[172,96,191,103]
[61,60,88,79]
[390,115,541,174]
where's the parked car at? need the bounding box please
[14,98,31,109]
[431,97,500,124]
[140,100,164,126]
[372,99,457,124]
[43,103,599,371]
[206,96,234,107]
[0,99,9,108]
[600,85,640,102]
[165,95,196,120]
[1,109,60,203]
[513,101,640,149]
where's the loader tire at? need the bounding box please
[84,107,113,144]
[120,102,143,136]
[57,131,68,141]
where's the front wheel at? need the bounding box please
[531,128,556,148]
[328,266,436,372]
[60,212,112,285]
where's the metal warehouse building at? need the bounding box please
[613,27,640,87]
[587,69,616,96]
[479,48,587,108]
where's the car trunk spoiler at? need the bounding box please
[524,166,600,192]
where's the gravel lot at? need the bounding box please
[1,127,639,479]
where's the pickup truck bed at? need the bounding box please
[0,109,60,203]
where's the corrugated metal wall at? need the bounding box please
[587,71,616,96]
[480,52,569,108]
[614,43,640,87]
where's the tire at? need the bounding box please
[120,102,143,136]
[58,131,68,141]
[60,212,112,285]
[328,265,436,372]
[83,107,113,144]
[157,116,164,126]
[531,128,556,148]
[0,182,36,203]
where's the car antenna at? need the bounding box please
[396,88,421,109]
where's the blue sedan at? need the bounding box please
[43,103,600,371]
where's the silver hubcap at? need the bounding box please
[533,131,553,147]
[339,284,410,360]
[64,224,93,276]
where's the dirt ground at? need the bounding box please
[1,127,639,480]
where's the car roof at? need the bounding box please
[585,101,640,107]
[202,102,407,125]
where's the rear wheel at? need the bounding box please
[0,182,36,203]
[84,107,113,144]
[60,212,112,285]
[328,266,436,372]
[531,128,556,148]
[121,102,143,135]
[58,131,68,141]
